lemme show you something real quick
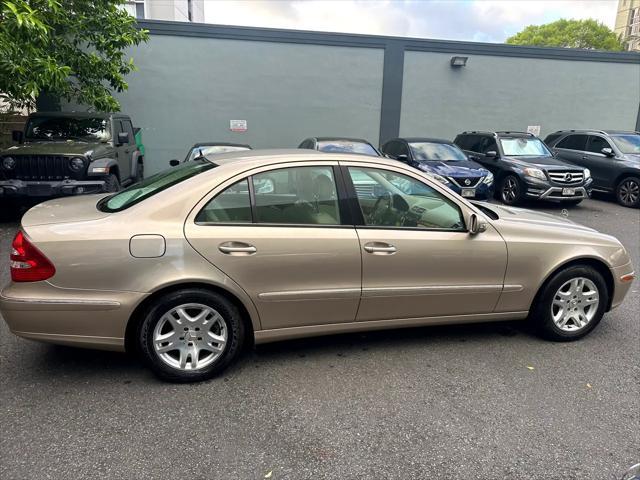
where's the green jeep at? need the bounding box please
[0,112,144,203]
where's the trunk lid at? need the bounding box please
[21,194,111,227]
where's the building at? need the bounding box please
[616,0,640,51]
[124,0,204,22]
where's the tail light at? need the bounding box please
[10,231,56,282]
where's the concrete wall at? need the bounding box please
[118,35,384,174]
[399,50,640,140]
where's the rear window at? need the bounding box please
[98,159,215,212]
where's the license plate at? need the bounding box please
[562,188,576,196]
[461,188,476,198]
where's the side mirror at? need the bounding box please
[601,147,614,157]
[485,150,498,159]
[396,154,409,162]
[12,130,23,143]
[468,213,487,235]
[169,159,180,167]
[116,132,129,145]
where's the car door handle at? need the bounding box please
[363,242,397,254]
[218,242,257,255]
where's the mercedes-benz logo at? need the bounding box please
[464,178,471,186]
[564,173,572,182]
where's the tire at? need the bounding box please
[616,176,640,208]
[135,160,144,183]
[530,265,608,342]
[104,173,120,193]
[499,174,523,205]
[138,289,245,382]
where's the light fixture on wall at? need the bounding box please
[450,56,469,67]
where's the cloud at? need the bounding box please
[203,0,619,43]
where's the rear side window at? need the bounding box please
[556,134,588,151]
[544,133,563,146]
[586,136,612,154]
[99,159,215,212]
[196,179,251,223]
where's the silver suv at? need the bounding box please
[544,130,640,208]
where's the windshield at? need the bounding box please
[409,142,467,161]
[99,159,216,212]
[499,137,551,157]
[25,116,111,142]
[610,134,640,154]
[187,145,250,161]
[317,140,379,156]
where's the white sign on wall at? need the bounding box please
[230,120,247,132]
[527,125,541,136]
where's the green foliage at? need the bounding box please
[0,0,148,112]
[506,18,625,51]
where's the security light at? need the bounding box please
[450,56,468,67]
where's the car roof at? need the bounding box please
[312,137,374,144]
[547,129,639,136]
[191,142,251,149]
[389,137,454,145]
[29,111,126,119]
[458,131,535,138]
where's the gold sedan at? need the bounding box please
[1,150,635,382]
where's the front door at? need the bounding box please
[185,163,361,330]
[585,135,616,190]
[343,164,508,322]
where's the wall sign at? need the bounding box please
[230,120,247,132]
[527,125,541,136]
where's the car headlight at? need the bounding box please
[523,167,546,180]
[2,156,16,170]
[425,172,450,185]
[483,172,494,185]
[69,157,86,172]
[584,168,591,179]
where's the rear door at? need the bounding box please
[185,162,362,330]
[552,134,589,167]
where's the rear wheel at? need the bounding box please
[531,265,608,341]
[104,173,120,193]
[138,289,245,382]
[500,174,523,205]
[616,176,640,208]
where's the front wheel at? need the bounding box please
[499,174,523,205]
[616,176,640,208]
[531,265,608,341]
[104,173,120,193]
[138,289,245,382]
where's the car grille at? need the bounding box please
[548,171,584,185]
[12,155,69,180]
[447,176,482,188]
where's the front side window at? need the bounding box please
[499,137,550,156]
[410,142,467,161]
[348,167,464,230]
[196,179,251,224]
[586,136,612,154]
[253,166,341,225]
[99,158,215,212]
[555,134,588,151]
[26,116,111,142]
[316,140,379,156]
[610,134,640,154]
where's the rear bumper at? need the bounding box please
[0,282,147,351]
[0,179,106,198]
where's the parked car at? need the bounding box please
[298,137,382,156]
[454,131,593,206]
[381,137,494,200]
[544,130,640,208]
[1,150,634,382]
[0,112,143,204]
[171,142,252,166]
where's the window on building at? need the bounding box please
[124,1,145,19]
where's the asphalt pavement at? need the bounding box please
[0,195,638,480]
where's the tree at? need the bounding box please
[0,0,148,112]
[506,18,625,51]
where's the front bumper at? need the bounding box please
[610,262,635,310]
[0,179,106,198]
[524,177,593,202]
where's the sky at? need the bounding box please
[203,0,619,43]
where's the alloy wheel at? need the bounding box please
[152,303,227,370]
[551,277,599,332]
[618,179,639,206]
[502,177,519,203]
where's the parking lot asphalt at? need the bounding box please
[0,194,638,480]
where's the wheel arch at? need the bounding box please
[530,256,615,314]
[124,281,257,354]
[613,171,640,189]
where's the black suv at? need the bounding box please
[454,131,592,206]
[544,130,640,208]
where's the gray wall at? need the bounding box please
[118,35,384,174]
[400,51,640,140]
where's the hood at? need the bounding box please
[622,153,640,163]
[2,141,112,158]
[474,202,597,233]
[416,159,488,177]
[21,194,111,227]
[504,155,582,170]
